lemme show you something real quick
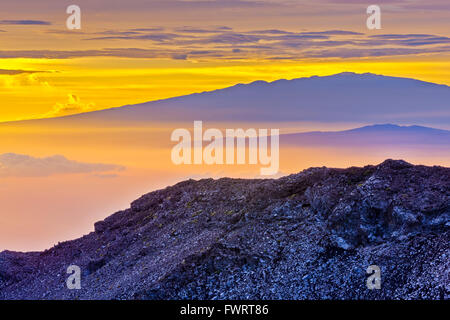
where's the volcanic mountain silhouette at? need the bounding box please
[6,72,450,126]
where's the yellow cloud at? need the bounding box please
[47,93,96,117]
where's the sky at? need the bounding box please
[0,0,449,121]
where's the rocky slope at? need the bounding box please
[0,160,449,300]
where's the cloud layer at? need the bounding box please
[0,20,51,25]
[0,69,46,75]
[1,27,449,61]
[0,153,125,177]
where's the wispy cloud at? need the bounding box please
[0,153,125,178]
[363,34,450,46]
[301,46,450,59]
[0,48,164,59]
[299,30,364,36]
[174,26,233,33]
[369,34,437,39]
[0,20,51,25]
[0,69,46,75]
[130,27,165,32]
[201,32,262,44]
[85,33,178,42]
[0,27,449,61]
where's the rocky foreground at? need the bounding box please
[0,160,449,300]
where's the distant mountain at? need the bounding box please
[1,160,449,299]
[5,72,450,126]
[282,124,450,146]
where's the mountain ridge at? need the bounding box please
[282,123,450,146]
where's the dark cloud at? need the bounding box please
[360,34,450,47]
[79,28,365,47]
[172,53,188,60]
[0,48,160,59]
[369,34,436,39]
[273,34,330,40]
[267,56,297,60]
[1,25,449,61]
[248,29,294,35]
[174,26,232,33]
[188,50,215,55]
[309,40,356,47]
[216,26,233,31]
[0,20,51,25]
[394,37,450,46]
[300,30,364,36]
[85,33,178,41]
[0,69,46,75]
[302,47,450,59]
[201,32,261,44]
[130,27,165,32]
[95,30,142,36]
